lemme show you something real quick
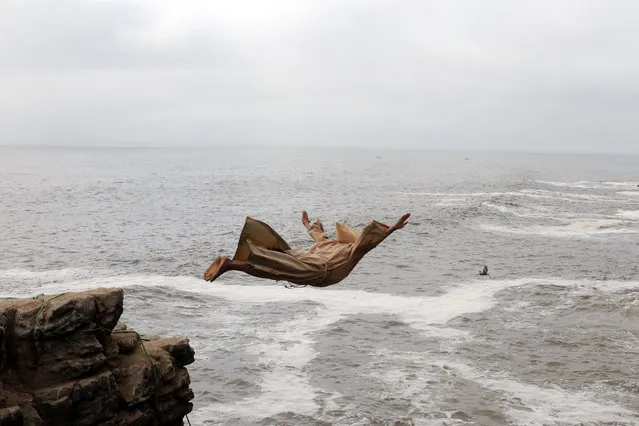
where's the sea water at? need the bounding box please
[1,146,638,425]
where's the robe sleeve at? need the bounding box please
[335,223,360,243]
[308,220,329,242]
[350,220,390,259]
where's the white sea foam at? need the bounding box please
[0,272,539,422]
[0,268,126,296]
[179,277,531,423]
[434,198,470,207]
[483,203,639,229]
[619,191,639,198]
[2,272,635,315]
[482,203,556,220]
[401,188,628,205]
[433,188,622,204]
[195,308,337,421]
[518,189,619,203]
[616,210,639,220]
[0,273,525,324]
[399,191,507,197]
[483,202,606,222]
[602,181,639,188]
[371,341,639,425]
[368,357,440,416]
[537,180,594,188]
[3,272,637,423]
[479,218,639,238]
[435,361,637,425]
[538,180,638,190]
[529,277,639,293]
[0,267,98,283]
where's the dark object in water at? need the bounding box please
[479,265,489,276]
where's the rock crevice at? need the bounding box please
[0,288,195,425]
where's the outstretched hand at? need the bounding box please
[388,213,411,233]
[302,210,311,229]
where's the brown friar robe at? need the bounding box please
[232,217,391,287]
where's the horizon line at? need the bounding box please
[0,143,638,157]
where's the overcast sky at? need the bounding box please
[1,0,638,153]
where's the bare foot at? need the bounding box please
[204,257,221,281]
[204,256,232,281]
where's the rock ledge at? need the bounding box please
[0,288,195,425]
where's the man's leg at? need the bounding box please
[204,256,249,281]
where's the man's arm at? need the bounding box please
[302,210,312,230]
[387,213,411,234]
[302,210,329,242]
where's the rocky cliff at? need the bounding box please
[0,288,195,425]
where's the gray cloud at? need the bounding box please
[1,0,638,153]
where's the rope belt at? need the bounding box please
[320,261,329,284]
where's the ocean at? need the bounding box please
[1,146,638,425]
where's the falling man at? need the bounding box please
[204,211,411,287]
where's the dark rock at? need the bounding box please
[12,300,42,340]
[97,334,120,368]
[158,368,190,397]
[113,323,127,332]
[7,289,123,341]
[147,346,177,383]
[0,307,14,372]
[33,371,120,426]
[35,333,106,384]
[0,406,23,425]
[155,389,194,424]
[92,289,124,331]
[0,332,6,375]
[116,406,155,425]
[0,289,194,426]
[147,338,195,368]
[117,345,157,406]
[111,332,140,354]
[10,339,38,386]
[36,294,98,337]
[1,390,44,426]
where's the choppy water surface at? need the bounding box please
[1,147,638,425]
